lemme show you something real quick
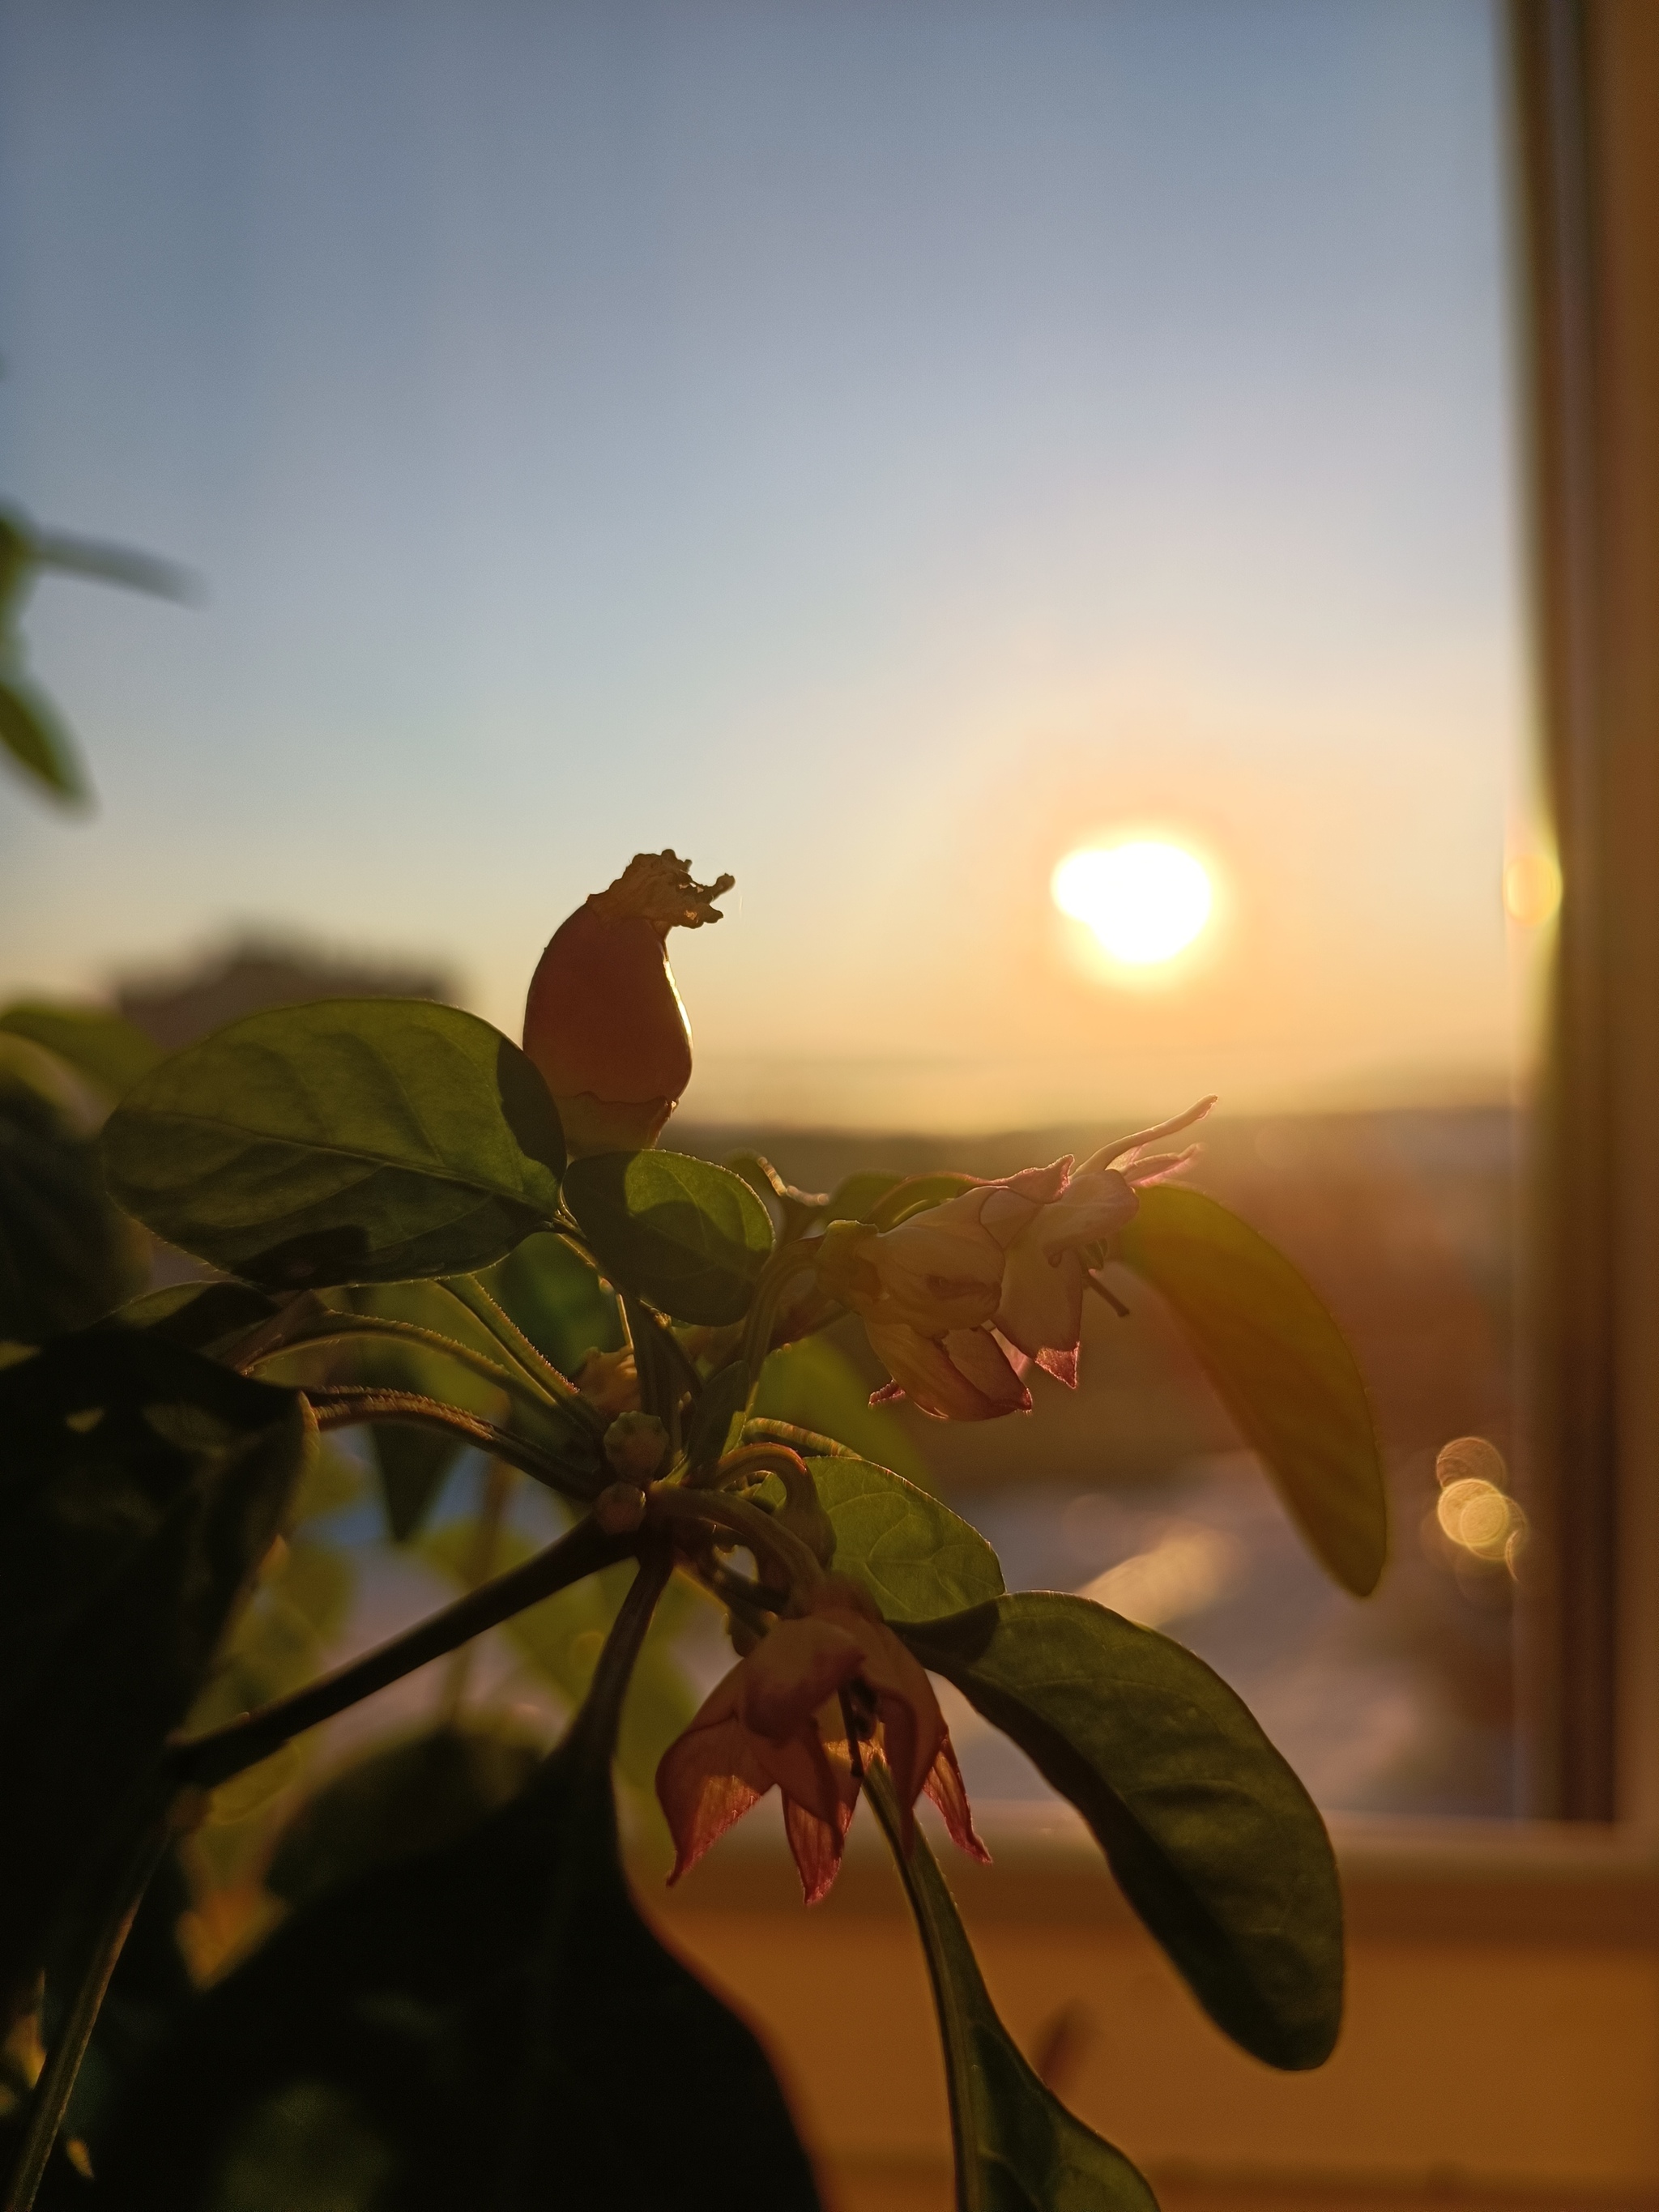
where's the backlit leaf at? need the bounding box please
[102,1000,566,1290]
[757,1455,1003,1622]
[562,1149,772,1323]
[866,1765,1157,2212]
[901,1593,1343,2070]
[1117,1184,1387,1595]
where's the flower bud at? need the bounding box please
[574,1345,640,1419]
[603,1410,669,1482]
[523,850,733,1155]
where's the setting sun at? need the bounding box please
[1051,839,1214,965]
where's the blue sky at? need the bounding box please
[0,0,1533,1127]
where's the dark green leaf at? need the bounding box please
[0,1331,310,2033]
[373,1428,462,1542]
[822,1168,906,1225]
[111,1282,283,1357]
[684,1357,750,1473]
[868,1170,979,1230]
[867,1764,1156,2212]
[758,1455,1003,1622]
[562,1149,773,1323]
[267,1725,543,1912]
[1117,1184,1387,1595]
[0,1080,148,1343]
[901,1593,1343,2070]
[0,1003,162,1099]
[97,1707,820,2210]
[102,1000,566,1290]
[0,671,85,803]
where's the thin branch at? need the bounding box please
[166,1515,633,1792]
[2,1813,176,2212]
[303,1385,596,1498]
[437,1276,591,1413]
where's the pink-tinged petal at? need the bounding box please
[864,1321,1022,1421]
[1032,1169,1139,1257]
[739,1617,865,1741]
[941,1327,1033,1416]
[656,1715,772,1884]
[995,1240,1085,1365]
[1122,1143,1201,1188]
[1035,1343,1079,1388]
[783,1796,853,1906]
[869,1379,906,1405]
[1077,1097,1215,1178]
[923,1737,992,1864]
[1003,1157,1073,1203]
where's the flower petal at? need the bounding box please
[656,1715,773,1884]
[996,1241,1085,1366]
[739,1617,865,1741]
[783,1796,854,1906]
[923,1737,992,1864]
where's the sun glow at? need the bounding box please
[1051,840,1213,965]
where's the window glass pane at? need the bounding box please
[0,0,1533,1818]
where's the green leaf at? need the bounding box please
[113,1281,284,1357]
[822,1168,906,1224]
[753,1329,932,1485]
[0,1330,310,2034]
[901,1593,1343,2071]
[866,1764,1157,2212]
[96,1701,820,2210]
[0,1001,162,1098]
[868,1170,979,1230]
[478,1227,622,1377]
[266,1724,544,1912]
[562,1149,773,1323]
[757,1455,1004,1622]
[0,1079,148,1343]
[101,999,566,1291]
[1117,1184,1387,1596]
[0,671,86,803]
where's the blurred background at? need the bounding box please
[0,0,1540,1832]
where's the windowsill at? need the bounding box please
[654,1800,1659,1944]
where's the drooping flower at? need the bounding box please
[655,1577,986,1903]
[522,850,733,1155]
[819,1100,1214,1420]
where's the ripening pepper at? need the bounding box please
[522,850,733,1155]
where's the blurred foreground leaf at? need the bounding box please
[562,1150,772,1323]
[902,1593,1343,2071]
[1117,1185,1387,1595]
[0,1004,161,1101]
[867,1765,1157,2212]
[0,1080,147,1343]
[0,672,84,804]
[96,1680,819,2210]
[0,1331,310,2033]
[757,1455,1003,1622]
[102,1001,566,1290]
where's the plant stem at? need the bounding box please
[1,1812,177,2212]
[437,1276,592,1412]
[644,1481,823,1599]
[256,1312,557,1420]
[565,1544,673,1774]
[167,1515,632,1792]
[304,1385,597,1498]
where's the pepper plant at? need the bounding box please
[0,851,1387,2211]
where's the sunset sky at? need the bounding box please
[0,0,1535,1130]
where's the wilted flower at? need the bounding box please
[655,1577,985,1903]
[523,850,733,1155]
[818,1100,1213,1420]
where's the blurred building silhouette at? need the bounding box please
[113,938,456,1051]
